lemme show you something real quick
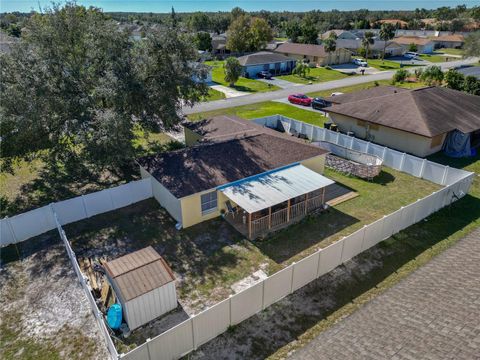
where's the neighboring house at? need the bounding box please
[137,115,332,239]
[211,33,228,55]
[324,86,480,157]
[431,34,465,49]
[336,39,404,57]
[274,42,351,67]
[321,29,358,40]
[393,36,435,53]
[237,51,296,77]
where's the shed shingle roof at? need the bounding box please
[237,51,295,66]
[325,86,480,138]
[105,246,175,302]
[138,133,327,198]
[325,85,409,104]
[275,43,330,57]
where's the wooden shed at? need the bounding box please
[104,246,177,330]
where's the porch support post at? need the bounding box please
[305,193,309,214]
[287,200,291,222]
[248,212,252,239]
[268,207,272,229]
[322,187,326,205]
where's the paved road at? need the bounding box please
[183,58,478,115]
[289,227,480,360]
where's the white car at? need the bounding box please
[404,52,419,59]
[330,92,344,97]
[353,58,368,67]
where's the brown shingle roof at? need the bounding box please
[183,115,261,141]
[105,247,175,302]
[138,133,327,198]
[432,34,464,42]
[325,85,410,104]
[324,86,480,138]
[394,36,433,46]
[237,51,295,66]
[275,43,329,57]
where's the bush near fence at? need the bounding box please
[1,114,475,360]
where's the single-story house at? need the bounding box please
[104,246,177,330]
[211,34,228,55]
[336,39,404,57]
[237,51,296,78]
[190,62,213,83]
[321,29,358,40]
[431,34,464,49]
[393,36,435,54]
[138,115,332,239]
[324,86,480,157]
[274,42,351,67]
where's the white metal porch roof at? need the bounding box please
[219,164,334,213]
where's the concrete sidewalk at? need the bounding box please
[289,227,480,360]
[183,57,478,115]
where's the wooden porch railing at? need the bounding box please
[249,195,324,238]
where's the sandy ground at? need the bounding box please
[187,246,388,360]
[0,232,109,360]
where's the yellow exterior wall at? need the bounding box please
[184,127,203,147]
[180,189,230,228]
[278,49,351,67]
[300,154,326,174]
[329,113,446,157]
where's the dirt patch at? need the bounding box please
[231,265,268,293]
[186,245,390,360]
[0,232,109,360]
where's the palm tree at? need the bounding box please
[362,31,375,60]
[379,23,396,61]
[323,32,337,65]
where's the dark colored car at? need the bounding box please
[312,97,331,110]
[288,94,312,106]
[257,70,272,79]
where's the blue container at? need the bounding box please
[107,303,122,330]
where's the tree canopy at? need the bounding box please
[0,3,208,174]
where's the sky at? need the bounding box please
[1,0,478,13]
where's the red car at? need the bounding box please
[288,94,312,106]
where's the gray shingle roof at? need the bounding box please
[237,51,295,66]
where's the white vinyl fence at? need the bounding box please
[53,211,119,360]
[119,115,475,360]
[0,178,153,247]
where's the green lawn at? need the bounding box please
[205,60,281,93]
[306,79,427,98]
[188,101,328,126]
[203,87,226,101]
[367,59,421,70]
[277,67,353,84]
[419,54,447,63]
[435,48,464,56]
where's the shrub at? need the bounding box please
[392,69,408,83]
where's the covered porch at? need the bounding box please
[219,164,334,240]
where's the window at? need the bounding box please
[201,191,218,215]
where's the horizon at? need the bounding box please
[1,0,479,14]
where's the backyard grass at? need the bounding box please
[419,53,447,63]
[276,67,353,84]
[269,153,479,359]
[188,100,328,126]
[205,60,281,93]
[65,165,440,315]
